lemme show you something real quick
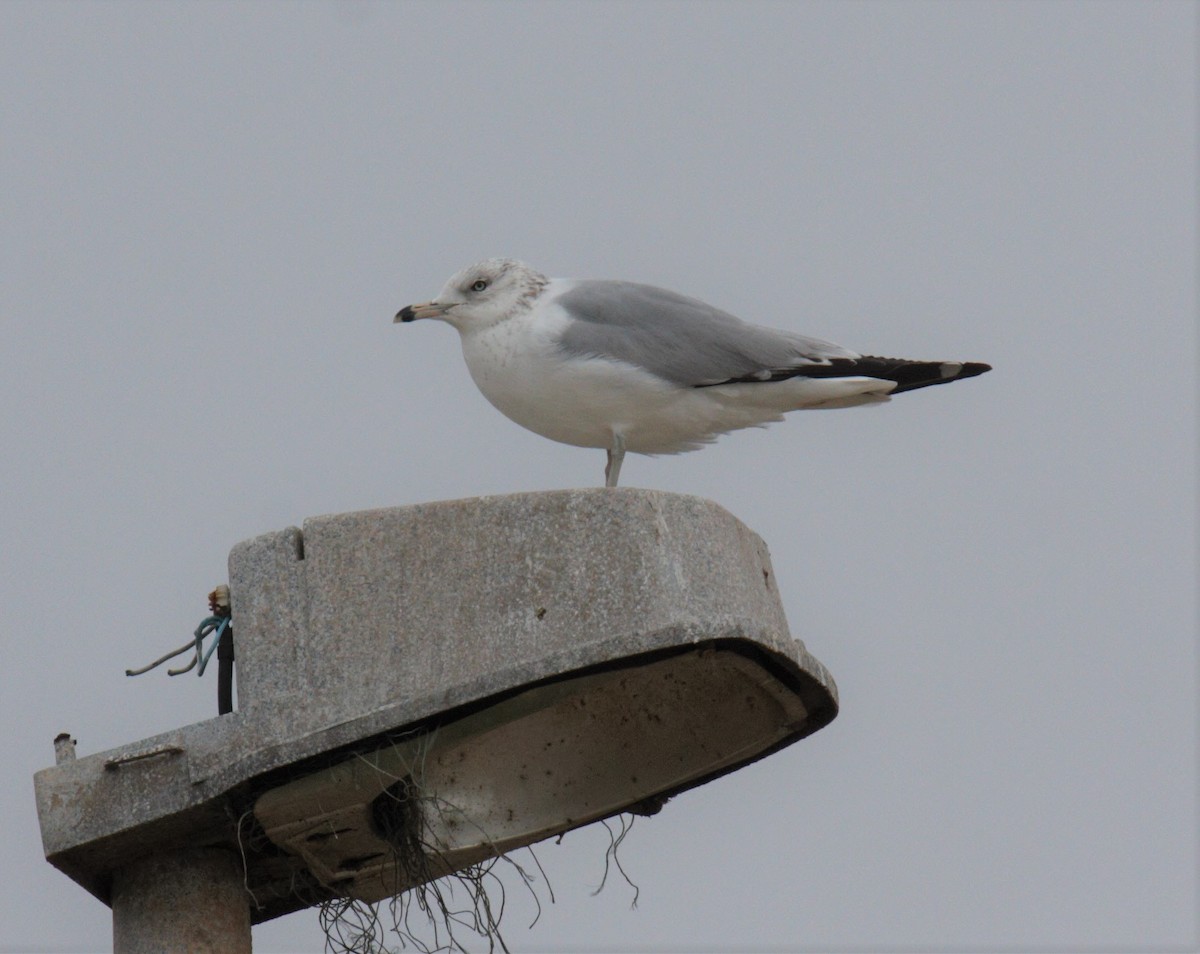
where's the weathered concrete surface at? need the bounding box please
[35,489,837,925]
[112,848,250,954]
[229,489,800,720]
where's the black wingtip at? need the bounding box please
[395,305,416,323]
[695,356,992,392]
[880,358,993,393]
[957,362,992,379]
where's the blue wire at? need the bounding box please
[196,616,230,677]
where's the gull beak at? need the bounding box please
[394,301,447,323]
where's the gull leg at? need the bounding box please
[605,433,626,488]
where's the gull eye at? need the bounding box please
[471,279,489,292]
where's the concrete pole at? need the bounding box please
[111,848,251,954]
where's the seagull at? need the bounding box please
[395,259,990,487]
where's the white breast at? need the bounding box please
[458,301,679,451]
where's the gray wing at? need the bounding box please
[555,280,858,387]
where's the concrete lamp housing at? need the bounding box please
[35,489,838,950]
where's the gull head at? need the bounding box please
[395,258,549,333]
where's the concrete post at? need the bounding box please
[112,848,251,954]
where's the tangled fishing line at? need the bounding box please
[313,759,641,954]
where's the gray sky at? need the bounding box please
[2,2,1195,951]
